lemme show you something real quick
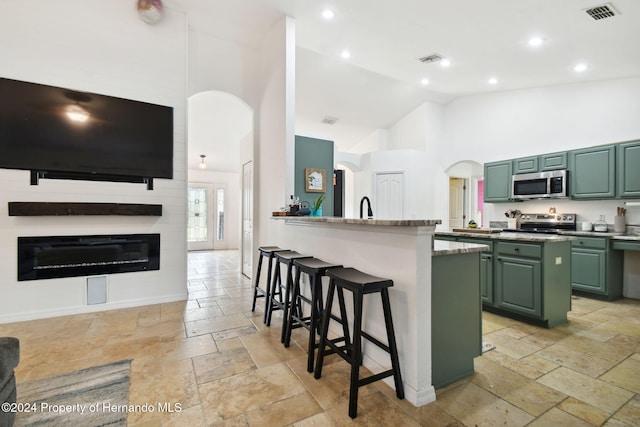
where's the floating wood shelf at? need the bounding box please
[8,202,162,216]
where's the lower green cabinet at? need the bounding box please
[571,237,623,300]
[495,255,542,317]
[480,253,493,304]
[432,251,482,389]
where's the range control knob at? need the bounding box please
[557,215,561,220]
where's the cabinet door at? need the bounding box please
[513,156,538,174]
[484,160,512,202]
[480,253,493,304]
[495,256,541,317]
[569,145,616,199]
[617,140,640,198]
[571,248,606,294]
[540,152,568,171]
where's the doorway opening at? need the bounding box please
[445,161,484,229]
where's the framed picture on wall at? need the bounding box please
[305,168,326,193]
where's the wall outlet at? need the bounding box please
[555,257,562,265]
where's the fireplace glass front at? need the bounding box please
[18,234,160,281]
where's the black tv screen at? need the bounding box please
[0,77,173,180]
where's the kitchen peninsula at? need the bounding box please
[270,216,487,407]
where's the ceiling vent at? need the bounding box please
[418,54,443,64]
[322,116,339,125]
[584,3,619,20]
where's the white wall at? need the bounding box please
[388,102,444,152]
[0,1,188,322]
[443,77,640,227]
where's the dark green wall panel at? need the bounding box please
[294,135,334,215]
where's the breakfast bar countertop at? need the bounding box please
[274,216,442,227]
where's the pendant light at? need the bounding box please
[137,0,164,25]
[199,154,207,169]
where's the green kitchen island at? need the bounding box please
[436,231,575,328]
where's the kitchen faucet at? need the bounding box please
[359,196,373,219]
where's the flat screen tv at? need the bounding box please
[0,77,173,187]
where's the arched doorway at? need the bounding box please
[187,91,254,275]
[445,161,484,228]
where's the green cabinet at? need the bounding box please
[484,160,512,202]
[571,237,623,300]
[432,251,482,388]
[617,140,640,198]
[459,238,494,304]
[540,152,568,171]
[569,145,616,199]
[513,156,539,174]
[495,243,542,318]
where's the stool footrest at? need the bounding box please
[358,369,395,388]
[361,331,390,354]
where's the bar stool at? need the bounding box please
[284,257,343,372]
[265,250,312,343]
[314,267,404,419]
[251,246,288,324]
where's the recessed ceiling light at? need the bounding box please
[420,78,430,85]
[340,50,351,59]
[322,9,335,19]
[440,58,451,67]
[574,63,588,72]
[528,37,544,47]
[488,77,498,85]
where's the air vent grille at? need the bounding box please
[322,116,338,125]
[418,54,443,63]
[584,3,619,20]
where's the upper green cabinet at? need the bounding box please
[540,152,568,171]
[569,145,616,199]
[484,160,512,202]
[513,152,567,174]
[513,156,538,174]
[617,140,640,198]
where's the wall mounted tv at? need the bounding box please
[0,77,173,189]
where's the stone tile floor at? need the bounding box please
[2,250,639,426]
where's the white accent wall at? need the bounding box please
[0,1,188,322]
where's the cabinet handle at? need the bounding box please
[515,248,520,251]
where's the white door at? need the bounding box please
[449,177,465,228]
[375,172,404,219]
[187,183,214,251]
[242,161,253,278]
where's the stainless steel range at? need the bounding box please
[511,213,577,234]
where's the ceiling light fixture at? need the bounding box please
[440,58,451,67]
[322,9,335,19]
[528,37,544,47]
[574,63,588,72]
[488,77,498,85]
[137,0,164,25]
[340,50,351,59]
[420,78,430,85]
[199,154,207,169]
[65,104,90,123]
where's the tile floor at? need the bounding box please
[2,250,639,426]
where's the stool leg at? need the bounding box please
[251,253,264,312]
[314,278,336,380]
[306,272,321,372]
[284,266,302,348]
[382,288,405,400]
[280,262,296,343]
[336,287,352,357]
[348,290,364,419]
[265,260,281,326]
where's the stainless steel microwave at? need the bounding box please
[511,169,568,199]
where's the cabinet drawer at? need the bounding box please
[572,237,607,250]
[458,238,494,251]
[497,242,541,258]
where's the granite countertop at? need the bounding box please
[433,240,490,256]
[558,230,640,241]
[274,216,442,227]
[436,230,576,242]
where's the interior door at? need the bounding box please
[375,172,404,219]
[242,161,253,278]
[449,177,465,228]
